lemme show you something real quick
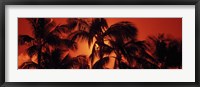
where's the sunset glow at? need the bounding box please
[18,18,182,69]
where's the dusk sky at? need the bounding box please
[18,18,182,58]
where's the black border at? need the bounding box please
[0,0,200,87]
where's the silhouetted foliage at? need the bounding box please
[61,55,90,69]
[19,18,77,69]
[92,57,110,69]
[19,61,38,69]
[19,18,182,69]
[146,34,182,69]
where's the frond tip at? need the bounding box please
[18,35,34,45]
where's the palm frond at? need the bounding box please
[60,54,71,67]
[26,18,56,39]
[124,40,147,51]
[88,35,95,47]
[18,35,34,45]
[92,57,110,69]
[77,19,90,30]
[26,45,38,58]
[44,18,56,33]
[20,61,38,69]
[50,24,70,35]
[45,34,62,46]
[62,39,78,50]
[89,42,112,65]
[87,18,107,41]
[68,30,90,42]
[123,40,148,65]
[103,21,137,41]
[146,34,182,68]
[165,39,182,67]
[61,55,90,69]
[66,18,90,31]
[99,18,108,29]
[26,18,37,30]
[66,18,78,30]
[100,43,113,55]
[89,42,98,65]
[90,18,108,34]
[38,18,56,38]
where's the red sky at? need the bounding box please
[18,18,182,57]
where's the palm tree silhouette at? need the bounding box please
[68,18,107,65]
[69,18,140,68]
[146,34,182,69]
[19,18,182,69]
[41,42,77,69]
[19,18,77,69]
[91,39,158,69]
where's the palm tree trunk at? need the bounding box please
[117,58,121,68]
[37,46,42,69]
[115,51,122,69]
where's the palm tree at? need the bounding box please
[45,38,78,69]
[69,18,139,68]
[19,18,77,69]
[92,39,158,69]
[146,34,182,69]
[68,18,107,65]
[165,39,182,68]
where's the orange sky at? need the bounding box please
[18,18,182,57]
